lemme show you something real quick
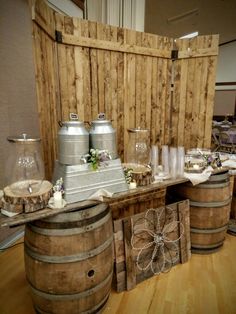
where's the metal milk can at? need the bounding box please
[58,113,89,165]
[89,113,117,159]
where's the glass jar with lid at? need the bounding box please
[5,134,45,195]
[127,128,150,165]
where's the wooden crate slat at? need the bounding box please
[177,200,191,263]
[123,218,136,290]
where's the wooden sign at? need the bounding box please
[113,199,191,292]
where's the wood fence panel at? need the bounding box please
[174,34,219,149]
[31,0,219,178]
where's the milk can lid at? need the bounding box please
[91,113,111,124]
[7,133,41,142]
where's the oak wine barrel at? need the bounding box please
[24,203,113,314]
[177,170,231,254]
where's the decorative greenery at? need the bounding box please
[199,151,222,168]
[123,166,133,184]
[53,177,64,194]
[88,149,111,171]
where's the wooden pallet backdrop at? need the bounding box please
[31,0,219,179]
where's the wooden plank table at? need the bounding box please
[0,177,188,228]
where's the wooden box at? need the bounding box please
[112,199,191,292]
[108,187,166,220]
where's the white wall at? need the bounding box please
[214,41,236,115]
[86,0,145,31]
[214,90,236,116]
[47,0,83,17]
[216,41,236,90]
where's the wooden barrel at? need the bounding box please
[24,203,113,314]
[230,174,236,220]
[177,171,231,254]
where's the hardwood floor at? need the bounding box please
[0,234,236,314]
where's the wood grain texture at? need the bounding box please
[31,0,219,177]
[24,204,113,313]
[1,234,236,314]
[32,22,58,180]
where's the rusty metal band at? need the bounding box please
[29,272,112,301]
[27,211,111,236]
[190,198,231,208]
[25,234,113,263]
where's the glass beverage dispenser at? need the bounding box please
[6,134,45,195]
[127,128,150,165]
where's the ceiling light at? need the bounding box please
[180,31,199,39]
[167,8,199,23]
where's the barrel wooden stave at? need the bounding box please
[191,227,227,248]
[31,276,112,314]
[176,171,231,253]
[24,203,113,314]
[190,204,230,229]
[177,183,230,203]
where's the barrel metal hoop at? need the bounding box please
[27,211,111,236]
[25,235,113,263]
[190,225,228,234]
[191,241,224,249]
[190,198,231,208]
[29,271,112,301]
[194,182,229,189]
[34,293,110,314]
[208,172,229,182]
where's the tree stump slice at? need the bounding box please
[2,181,52,214]
[123,163,154,186]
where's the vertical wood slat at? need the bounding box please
[88,21,99,120]
[73,18,85,121]
[117,28,125,161]
[80,20,91,123]
[204,35,219,148]
[32,22,58,180]
[97,22,106,114]
[32,1,219,178]
[123,218,136,290]
[174,34,219,150]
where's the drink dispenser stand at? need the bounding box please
[53,113,128,204]
[1,134,52,216]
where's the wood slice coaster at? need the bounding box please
[123,163,154,186]
[1,181,52,214]
[228,219,236,236]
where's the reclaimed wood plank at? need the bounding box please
[123,218,136,290]
[61,33,172,58]
[177,200,191,263]
[117,27,125,161]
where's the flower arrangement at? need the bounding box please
[123,166,133,184]
[53,177,64,194]
[198,150,222,169]
[88,149,111,171]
